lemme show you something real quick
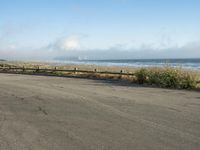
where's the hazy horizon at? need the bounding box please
[1,0,200,60]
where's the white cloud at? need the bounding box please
[1,29,200,60]
[60,35,81,50]
[49,34,87,52]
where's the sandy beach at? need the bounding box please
[0,73,200,150]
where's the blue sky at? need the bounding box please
[0,0,200,59]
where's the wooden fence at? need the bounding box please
[0,66,135,76]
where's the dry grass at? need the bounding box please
[1,61,200,89]
[134,67,199,89]
[0,60,136,73]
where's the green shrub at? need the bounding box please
[179,73,196,89]
[148,69,161,85]
[135,68,148,84]
[135,67,197,89]
[158,69,179,88]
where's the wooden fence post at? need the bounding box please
[74,68,78,74]
[120,70,124,79]
[36,66,40,72]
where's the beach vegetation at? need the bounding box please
[0,62,199,89]
[135,67,197,89]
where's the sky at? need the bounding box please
[0,0,200,60]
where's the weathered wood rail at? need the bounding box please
[0,66,135,76]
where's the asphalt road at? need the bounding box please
[0,73,200,150]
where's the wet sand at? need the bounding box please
[0,73,200,150]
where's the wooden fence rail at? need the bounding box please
[0,67,135,76]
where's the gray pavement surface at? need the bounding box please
[0,73,200,150]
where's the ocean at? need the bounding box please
[56,58,200,70]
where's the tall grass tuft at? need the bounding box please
[135,67,197,89]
